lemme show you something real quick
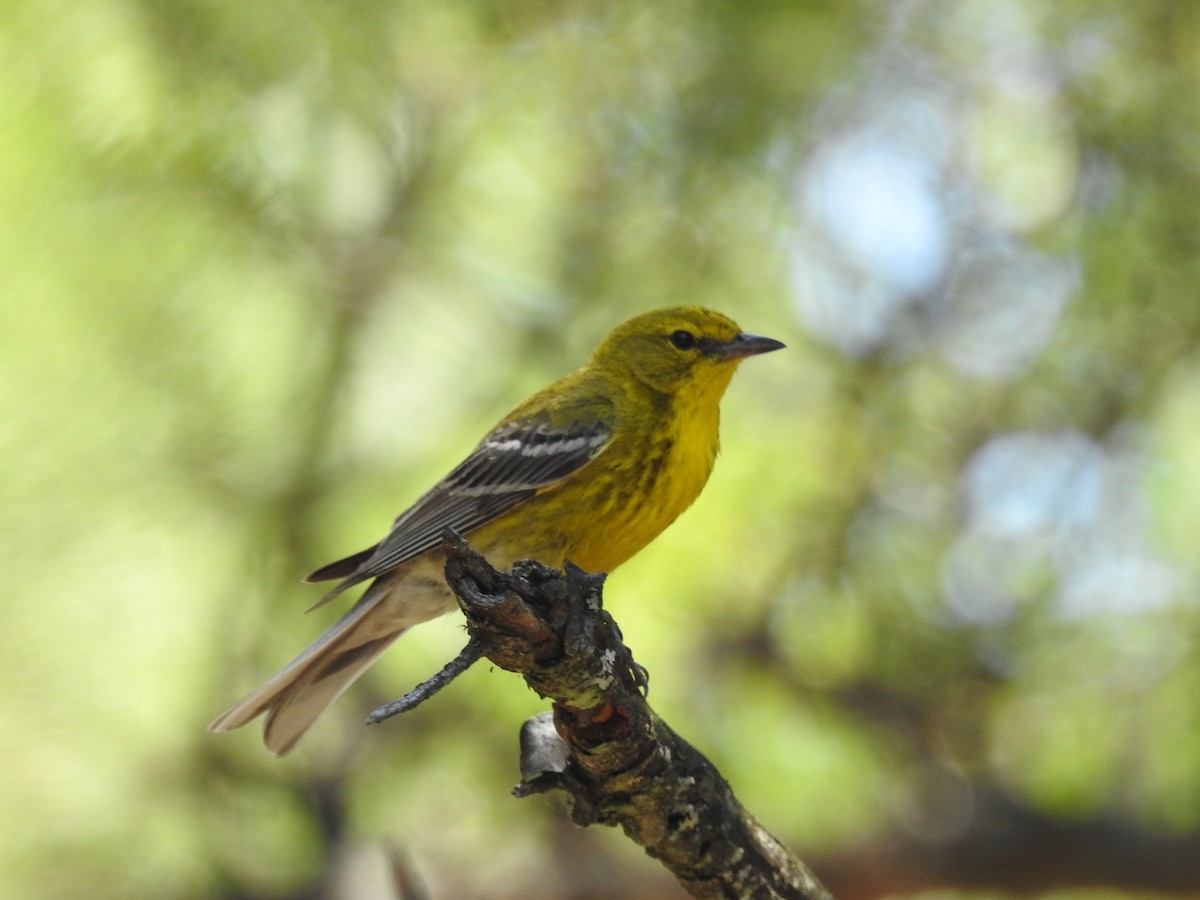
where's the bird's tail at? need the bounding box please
[209,582,410,756]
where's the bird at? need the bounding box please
[209,306,785,755]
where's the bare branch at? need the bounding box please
[366,638,486,724]
[405,530,836,900]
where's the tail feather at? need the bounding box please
[259,633,401,755]
[209,582,409,756]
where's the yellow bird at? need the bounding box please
[210,307,784,754]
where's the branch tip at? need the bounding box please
[366,637,485,724]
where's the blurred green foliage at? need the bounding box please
[3,1,1200,898]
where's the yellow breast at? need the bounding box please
[553,384,722,573]
[472,366,731,576]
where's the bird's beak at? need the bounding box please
[712,332,786,361]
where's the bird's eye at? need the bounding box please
[668,329,697,350]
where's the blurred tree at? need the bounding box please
[2,1,1200,898]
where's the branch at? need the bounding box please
[388,530,833,900]
[366,638,485,724]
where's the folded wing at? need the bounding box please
[306,416,613,607]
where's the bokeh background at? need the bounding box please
[4,1,1200,898]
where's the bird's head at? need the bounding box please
[591,307,785,397]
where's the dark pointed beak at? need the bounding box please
[712,332,786,361]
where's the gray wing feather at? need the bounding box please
[311,418,611,606]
